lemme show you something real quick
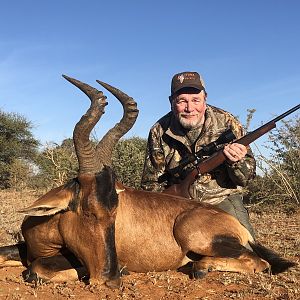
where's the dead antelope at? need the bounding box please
[0,78,295,285]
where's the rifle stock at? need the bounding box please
[163,104,300,198]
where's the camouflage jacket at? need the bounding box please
[141,105,256,205]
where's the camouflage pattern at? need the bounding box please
[141,104,256,205]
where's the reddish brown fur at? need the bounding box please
[114,185,256,272]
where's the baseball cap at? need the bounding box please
[170,71,206,96]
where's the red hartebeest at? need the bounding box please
[0,78,295,285]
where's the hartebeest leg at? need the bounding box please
[190,239,270,274]
[0,243,27,267]
[193,253,269,275]
[24,254,87,283]
[174,206,270,276]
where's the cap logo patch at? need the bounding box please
[178,74,185,83]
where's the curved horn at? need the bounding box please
[63,75,108,174]
[95,80,139,166]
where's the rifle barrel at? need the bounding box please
[269,104,300,123]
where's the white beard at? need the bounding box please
[178,114,204,130]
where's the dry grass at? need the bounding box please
[0,189,299,299]
[0,189,40,245]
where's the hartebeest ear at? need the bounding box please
[18,182,76,216]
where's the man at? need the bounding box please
[141,71,256,237]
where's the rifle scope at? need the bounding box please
[179,128,236,168]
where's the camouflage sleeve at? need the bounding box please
[140,128,167,192]
[225,117,256,186]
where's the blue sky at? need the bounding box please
[0,0,299,150]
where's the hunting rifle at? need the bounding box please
[163,103,300,198]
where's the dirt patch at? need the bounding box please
[0,190,299,299]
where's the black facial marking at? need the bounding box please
[103,224,120,280]
[95,166,118,211]
[68,178,80,212]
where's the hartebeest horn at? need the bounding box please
[95,80,139,166]
[62,75,108,174]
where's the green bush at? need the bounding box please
[112,137,147,189]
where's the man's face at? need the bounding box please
[172,89,206,130]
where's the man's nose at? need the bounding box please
[184,101,193,112]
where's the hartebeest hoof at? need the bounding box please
[191,265,212,279]
[89,277,121,289]
[191,269,208,279]
[105,277,121,289]
[120,266,130,276]
[22,269,45,286]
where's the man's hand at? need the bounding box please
[223,143,247,163]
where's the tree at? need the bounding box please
[0,110,39,188]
